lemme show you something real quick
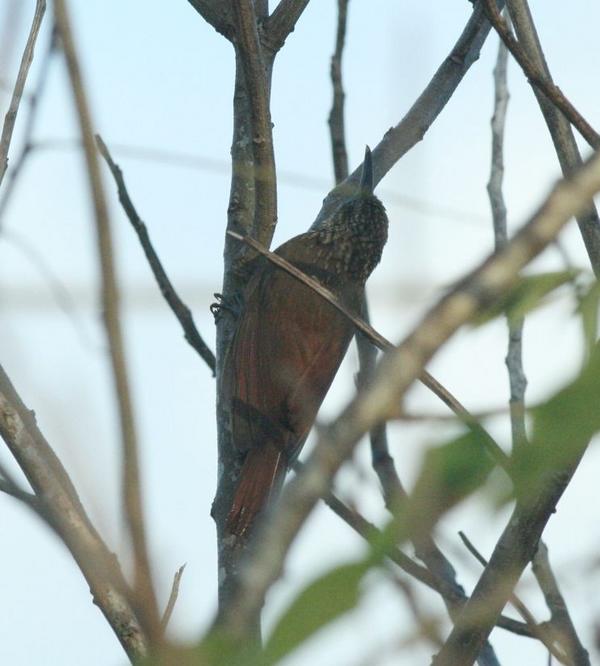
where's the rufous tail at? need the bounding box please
[226,445,287,537]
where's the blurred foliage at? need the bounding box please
[473,270,577,325]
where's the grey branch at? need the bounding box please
[0,0,46,187]
[506,0,600,277]
[232,0,278,248]
[186,0,234,40]
[313,0,506,227]
[220,144,600,641]
[264,0,311,54]
[0,18,54,229]
[96,135,216,375]
[54,0,159,639]
[483,0,600,151]
[459,532,570,664]
[532,543,590,666]
[0,363,146,662]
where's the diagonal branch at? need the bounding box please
[186,0,234,40]
[53,0,159,639]
[532,543,590,666]
[0,363,146,661]
[220,146,600,639]
[313,0,506,227]
[0,0,46,187]
[232,0,277,248]
[228,230,510,472]
[505,0,600,277]
[96,135,216,375]
[263,0,311,54]
[0,27,55,228]
[482,0,600,151]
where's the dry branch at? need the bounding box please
[482,0,600,151]
[96,135,216,375]
[0,0,46,187]
[232,0,277,248]
[0,364,147,661]
[53,0,159,639]
[506,0,600,276]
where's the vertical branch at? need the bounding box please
[488,22,590,666]
[328,0,349,185]
[0,28,55,227]
[486,18,528,452]
[231,0,277,247]
[53,0,160,639]
[505,0,600,277]
[0,0,46,187]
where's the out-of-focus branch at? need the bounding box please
[487,14,591,666]
[221,147,600,639]
[160,564,187,633]
[459,532,570,664]
[96,135,216,375]
[0,364,146,662]
[482,0,600,151]
[532,543,591,666]
[263,0,311,54]
[313,0,506,227]
[0,0,46,187]
[0,29,55,227]
[505,0,600,277]
[53,0,159,639]
[232,0,277,248]
[186,0,234,40]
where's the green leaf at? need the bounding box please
[576,279,600,360]
[510,342,600,501]
[369,429,496,561]
[473,270,577,326]
[262,561,370,665]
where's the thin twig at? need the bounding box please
[232,0,277,248]
[0,25,55,228]
[0,0,46,187]
[327,0,349,185]
[53,0,159,639]
[220,146,600,640]
[96,135,216,375]
[160,564,187,633]
[532,543,591,666]
[482,0,600,151]
[458,532,570,665]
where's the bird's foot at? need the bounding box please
[210,292,244,322]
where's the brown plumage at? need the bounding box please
[224,149,388,536]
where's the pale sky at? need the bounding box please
[0,2,599,665]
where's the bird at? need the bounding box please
[223,147,388,537]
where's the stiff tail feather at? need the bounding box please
[226,445,287,537]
